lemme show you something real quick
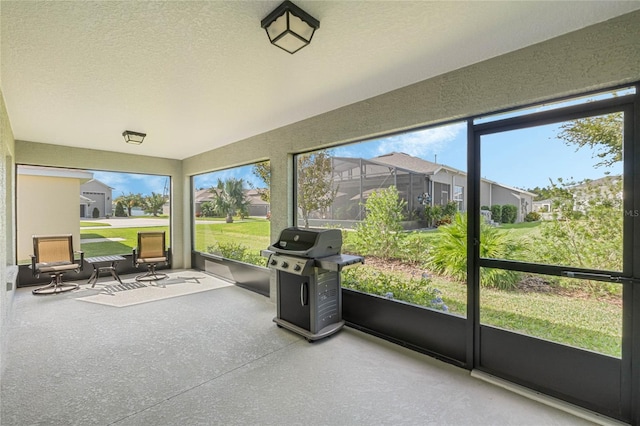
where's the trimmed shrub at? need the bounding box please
[207,242,264,266]
[92,207,100,218]
[115,201,127,217]
[501,204,518,224]
[524,211,541,222]
[490,205,502,223]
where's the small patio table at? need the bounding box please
[86,255,126,287]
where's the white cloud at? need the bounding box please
[375,122,465,158]
[329,122,466,160]
[91,171,169,196]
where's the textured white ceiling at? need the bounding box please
[2,1,639,160]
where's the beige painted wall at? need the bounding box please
[16,175,83,262]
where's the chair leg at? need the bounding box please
[32,273,79,295]
[135,264,168,283]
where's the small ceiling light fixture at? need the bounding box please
[261,0,319,54]
[122,130,146,145]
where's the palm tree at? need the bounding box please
[115,192,143,216]
[142,192,167,217]
[210,178,249,223]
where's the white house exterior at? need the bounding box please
[80,179,114,218]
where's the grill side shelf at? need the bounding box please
[315,254,364,272]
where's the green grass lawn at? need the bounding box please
[80,221,110,227]
[479,286,621,357]
[80,226,169,257]
[194,218,270,253]
[80,218,270,257]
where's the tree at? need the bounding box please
[115,192,143,216]
[529,177,623,274]
[210,178,249,223]
[251,161,271,203]
[351,186,406,260]
[527,181,572,201]
[297,151,337,228]
[142,192,166,217]
[199,201,217,218]
[557,112,622,168]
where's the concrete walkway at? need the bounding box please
[82,217,221,229]
[81,237,126,244]
[81,217,170,229]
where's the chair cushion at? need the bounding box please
[36,262,79,273]
[136,257,167,264]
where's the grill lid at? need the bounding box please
[269,227,342,258]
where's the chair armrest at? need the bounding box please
[166,248,171,266]
[132,248,137,266]
[74,250,84,271]
[30,255,37,277]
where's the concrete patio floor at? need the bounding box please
[1,270,598,425]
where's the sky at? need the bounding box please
[92,88,630,197]
[90,170,170,198]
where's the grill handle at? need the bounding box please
[300,282,308,306]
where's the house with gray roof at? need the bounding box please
[328,152,535,224]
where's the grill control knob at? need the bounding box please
[281,261,289,268]
[270,259,278,266]
[293,264,301,271]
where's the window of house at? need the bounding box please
[16,165,170,264]
[453,185,464,211]
[192,161,270,266]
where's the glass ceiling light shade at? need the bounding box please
[122,130,146,145]
[261,1,319,54]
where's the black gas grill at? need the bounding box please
[266,227,363,341]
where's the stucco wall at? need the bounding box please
[16,175,83,262]
[1,88,16,377]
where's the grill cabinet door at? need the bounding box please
[277,271,311,330]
